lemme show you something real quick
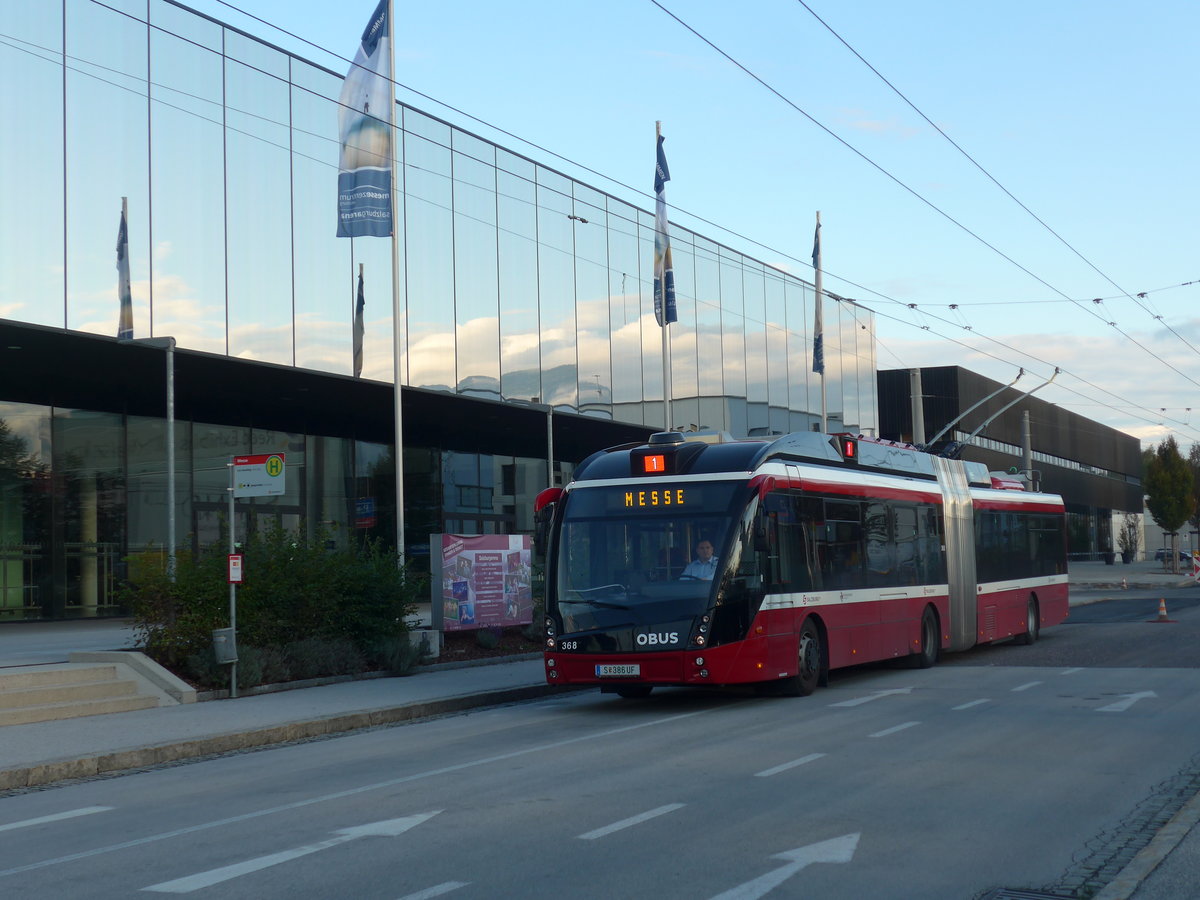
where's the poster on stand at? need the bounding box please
[436,534,533,632]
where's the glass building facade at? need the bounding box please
[0,0,878,619]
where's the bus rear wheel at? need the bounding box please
[615,685,653,699]
[914,607,939,668]
[1014,597,1040,645]
[781,620,822,697]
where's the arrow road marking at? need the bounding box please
[708,832,860,900]
[1097,691,1157,713]
[141,812,440,893]
[577,803,685,840]
[828,688,912,707]
[0,807,112,833]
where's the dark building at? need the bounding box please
[878,366,1143,560]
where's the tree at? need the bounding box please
[1188,444,1200,543]
[1144,437,1194,573]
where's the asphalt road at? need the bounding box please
[2,604,1199,900]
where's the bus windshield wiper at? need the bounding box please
[564,585,631,609]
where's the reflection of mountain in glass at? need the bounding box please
[340,115,392,170]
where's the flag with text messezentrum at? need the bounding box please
[653,133,677,326]
[337,0,393,237]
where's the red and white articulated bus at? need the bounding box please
[535,430,1068,698]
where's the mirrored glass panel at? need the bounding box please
[605,199,643,421]
[497,168,539,402]
[572,190,609,417]
[53,409,125,616]
[537,167,576,409]
[292,66,351,375]
[225,52,293,364]
[669,230,698,407]
[65,0,150,338]
[693,236,723,402]
[0,6,65,328]
[453,142,500,397]
[148,25,226,352]
[404,115,455,391]
[0,402,52,619]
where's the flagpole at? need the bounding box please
[814,210,827,434]
[387,0,405,568]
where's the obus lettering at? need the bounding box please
[636,632,679,646]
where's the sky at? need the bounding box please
[184,0,1200,448]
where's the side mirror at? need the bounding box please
[533,487,563,557]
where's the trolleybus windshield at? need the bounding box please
[552,481,745,632]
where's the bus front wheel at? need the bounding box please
[781,620,822,697]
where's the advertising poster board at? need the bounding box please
[435,534,533,632]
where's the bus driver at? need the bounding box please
[680,539,718,580]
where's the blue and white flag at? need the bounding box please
[116,201,133,340]
[811,217,824,375]
[337,0,393,238]
[353,270,365,377]
[653,132,677,326]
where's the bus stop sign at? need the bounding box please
[233,453,286,498]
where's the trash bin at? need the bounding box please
[212,627,238,664]
[1102,552,1115,565]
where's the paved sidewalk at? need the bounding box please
[0,657,557,791]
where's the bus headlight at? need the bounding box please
[546,638,556,649]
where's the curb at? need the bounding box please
[0,682,570,792]
[1093,789,1200,900]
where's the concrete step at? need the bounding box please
[0,662,170,726]
[0,664,121,691]
[0,677,139,710]
[0,694,160,726]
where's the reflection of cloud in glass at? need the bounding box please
[339,115,392,171]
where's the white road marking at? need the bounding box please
[577,803,685,840]
[828,687,913,708]
[869,721,920,738]
[1097,691,1158,713]
[142,813,439,893]
[1012,681,1043,692]
[708,833,860,900]
[755,753,826,778]
[396,882,469,900]
[952,699,990,711]
[1061,668,1083,675]
[0,807,113,833]
[0,709,708,879]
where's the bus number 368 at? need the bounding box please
[559,640,579,650]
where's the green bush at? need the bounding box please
[120,524,424,689]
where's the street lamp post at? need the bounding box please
[120,336,176,579]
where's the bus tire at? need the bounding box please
[915,606,939,668]
[781,620,822,697]
[1014,597,1040,645]
[616,685,653,699]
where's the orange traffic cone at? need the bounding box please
[1149,599,1175,623]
